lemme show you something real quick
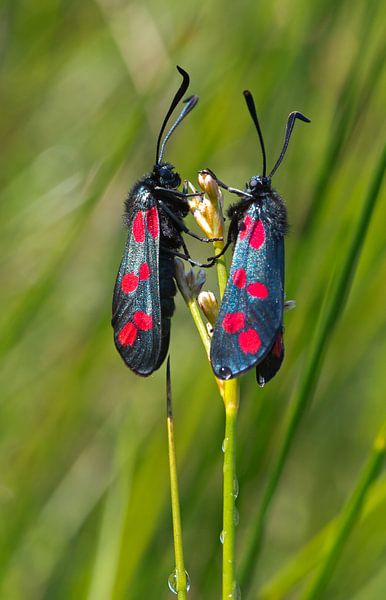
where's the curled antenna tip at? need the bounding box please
[166,356,173,418]
[176,65,189,79]
[156,67,191,164]
[290,111,311,123]
[184,94,199,107]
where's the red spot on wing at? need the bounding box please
[247,282,268,298]
[239,215,253,240]
[121,272,139,293]
[249,220,265,249]
[238,329,261,354]
[146,207,159,238]
[133,311,153,331]
[139,262,150,280]
[118,322,137,346]
[222,312,245,333]
[133,211,145,243]
[232,268,247,288]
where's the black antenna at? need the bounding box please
[158,95,198,163]
[269,111,311,178]
[243,90,267,177]
[155,66,190,164]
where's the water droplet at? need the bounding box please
[220,530,226,544]
[233,478,239,499]
[222,437,229,453]
[228,581,241,599]
[257,374,265,388]
[219,366,232,379]
[167,569,191,594]
[234,507,239,526]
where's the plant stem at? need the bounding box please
[213,239,228,298]
[222,378,240,599]
[167,360,187,600]
[188,298,211,357]
[212,235,242,598]
[301,421,386,600]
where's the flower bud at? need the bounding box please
[187,171,224,239]
[198,170,222,205]
[198,290,219,325]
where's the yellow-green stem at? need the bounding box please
[222,378,240,599]
[167,393,187,599]
[212,237,241,598]
[188,298,211,357]
[213,239,228,298]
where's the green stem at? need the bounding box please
[167,363,187,600]
[213,239,228,298]
[301,422,386,600]
[213,217,241,598]
[222,379,240,600]
[188,298,211,357]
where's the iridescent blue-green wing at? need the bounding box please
[210,203,284,380]
[112,191,162,376]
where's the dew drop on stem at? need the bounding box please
[167,569,191,594]
[222,437,229,453]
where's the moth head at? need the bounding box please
[153,162,181,189]
[248,175,271,192]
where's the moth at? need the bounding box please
[208,90,310,385]
[112,67,215,376]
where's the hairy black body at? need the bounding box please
[226,181,288,245]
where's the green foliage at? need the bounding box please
[0,0,385,598]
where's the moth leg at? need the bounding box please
[154,186,204,199]
[160,245,216,268]
[204,213,239,261]
[179,235,215,265]
[206,239,232,262]
[158,199,223,243]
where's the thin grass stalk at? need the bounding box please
[212,237,241,599]
[240,143,386,594]
[222,379,240,599]
[301,420,386,599]
[181,176,241,598]
[167,359,188,600]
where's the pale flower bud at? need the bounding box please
[198,290,219,325]
[198,170,222,204]
[187,171,224,239]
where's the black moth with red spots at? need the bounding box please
[112,67,214,376]
[208,90,310,385]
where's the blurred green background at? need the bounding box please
[0,0,385,598]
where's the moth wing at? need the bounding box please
[112,199,162,376]
[255,328,284,386]
[210,203,284,379]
